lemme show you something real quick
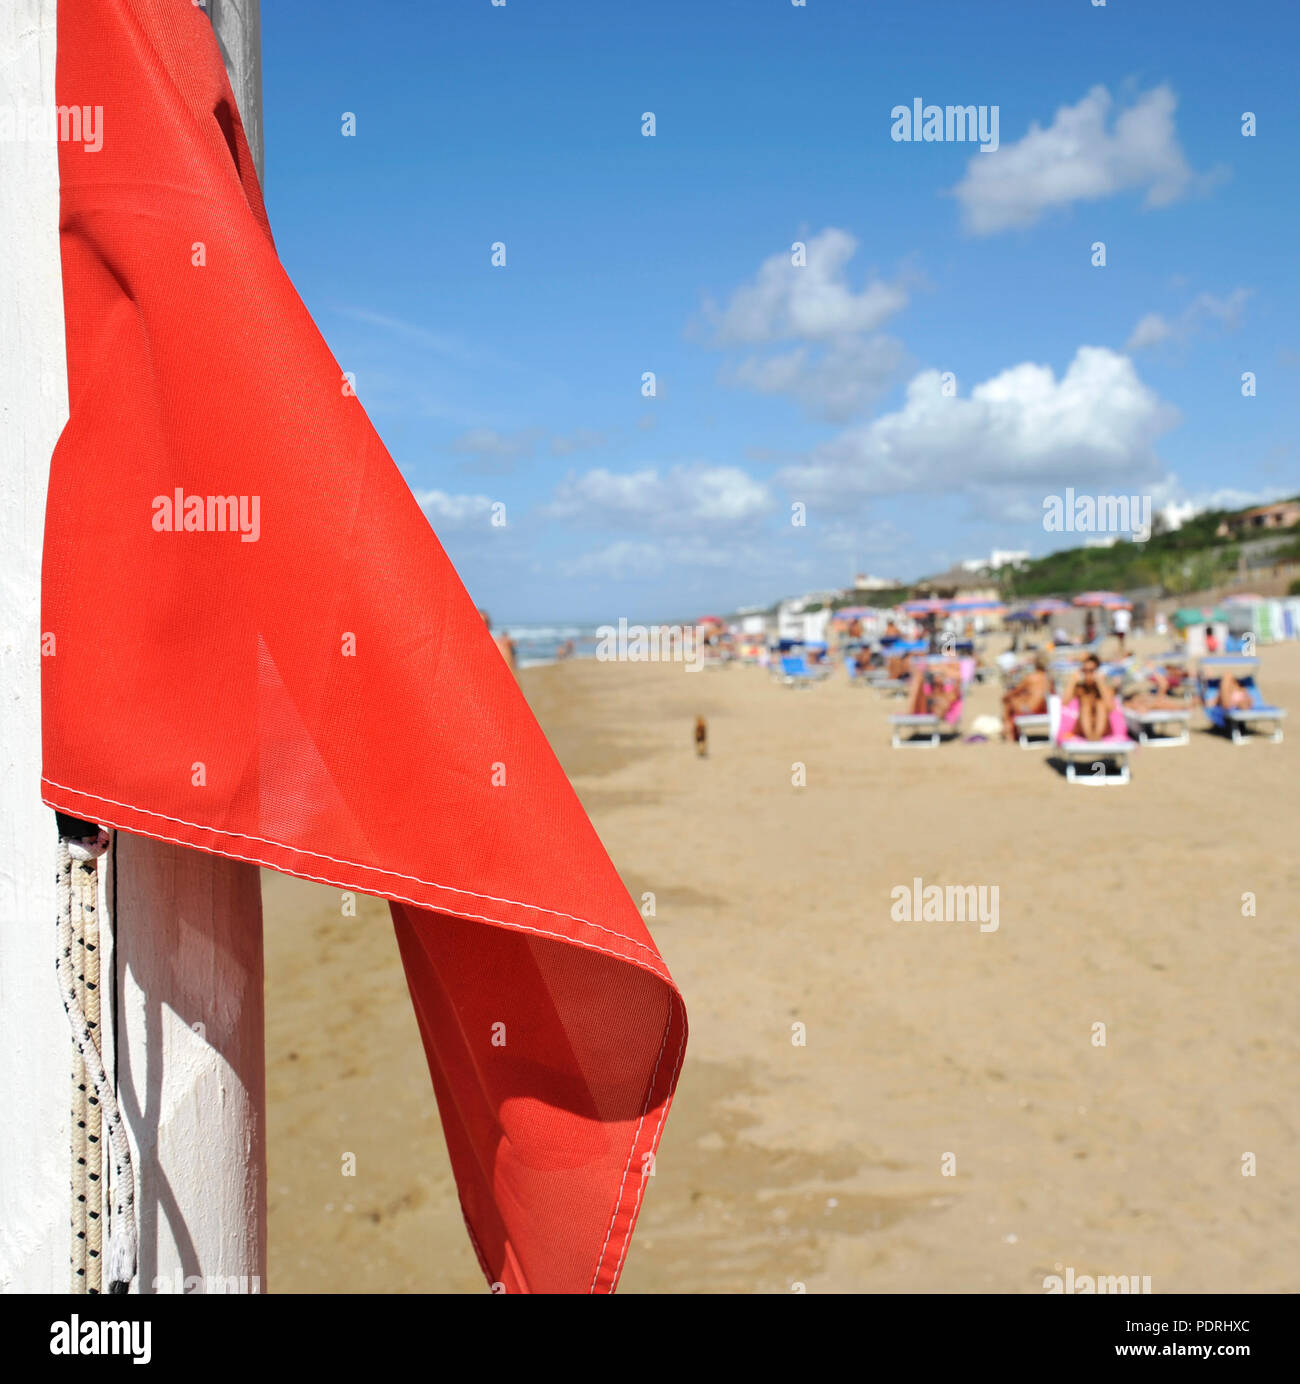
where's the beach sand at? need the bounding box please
[264,635,1299,1292]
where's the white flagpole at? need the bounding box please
[0,0,268,1294]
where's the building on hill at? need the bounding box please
[959,549,1029,574]
[1216,500,1300,538]
[776,591,838,644]
[912,567,1002,602]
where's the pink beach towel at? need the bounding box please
[1056,699,1131,745]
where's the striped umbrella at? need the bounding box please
[1073,591,1131,609]
[947,598,1007,614]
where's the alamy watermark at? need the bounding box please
[152,488,261,542]
[0,104,103,153]
[1043,489,1152,542]
[891,99,999,152]
[1044,1266,1152,1294]
[152,1268,262,1294]
[890,877,999,932]
[594,619,705,672]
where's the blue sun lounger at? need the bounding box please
[1197,656,1286,744]
[778,654,825,688]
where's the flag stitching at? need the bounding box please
[41,782,675,986]
[41,777,667,966]
[590,994,685,1293]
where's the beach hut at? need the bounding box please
[1173,606,1229,657]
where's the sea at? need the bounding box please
[503,624,604,670]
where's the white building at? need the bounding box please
[959,549,1029,574]
[777,592,835,644]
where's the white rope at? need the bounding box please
[76,850,103,1292]
[57,831,137,1293]
[68,878,88,1289]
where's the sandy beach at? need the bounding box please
[264,635,1300,1293]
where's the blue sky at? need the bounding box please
[261,0,1299,624]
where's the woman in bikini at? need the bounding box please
[908,658,960,719]
[1001,653,1052,742]
[1062,653,1114,740]
[1207,669,1255,713]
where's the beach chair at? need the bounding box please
[889,657,973,749]
[1049,694,1133,785]
[778,654,825,688]
[845,657,877,687]
[1012,712,1052,749]
[872,640,925,697]
[1122,706,1191,747]
[1197,656,1286,744]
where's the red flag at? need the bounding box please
[43,0,685,1293]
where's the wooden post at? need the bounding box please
[0,0,268,1294]
[111,0,268,1296]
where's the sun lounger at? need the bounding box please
[1197,656,1286,744]
[1048,694,1133,784]
[1059,739,1133,784]
[1012,712,1052,748]
[845,660,877,687]
[777,654,830,687]
[889,712,947,748]
[1122,706,1191,747]
[888,656,973,748]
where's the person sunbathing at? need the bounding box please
[1123,689,1187,711]
[1063,654,1114,740]
[907,658,960,718]
[1207,670,1255,713]
[887,650,914,680]
[1121,662,1187,710]
[1001,653,1051,742]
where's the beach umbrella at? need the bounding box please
[947,598,1007,614]
[1028,597,1070,614]
[900,598,946,614]
[1221,593,1264,604]
[1073,591,1131,609]
[1005,608,1037,623]
[41,0,683,1296]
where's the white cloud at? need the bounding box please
[1148,474,1292,515]
[952,85,1217,235]
[725,335,906,422]
[1126,313,1174,352]
[1126,287,1251,351]
[704,229,910,420]
[450,427,540,467]
[550,427,607,456]
[558,536,752,580]
[413,489,497,528]
[780,346,1179,502]
[706,228,908,345]
[547,464,774,527]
